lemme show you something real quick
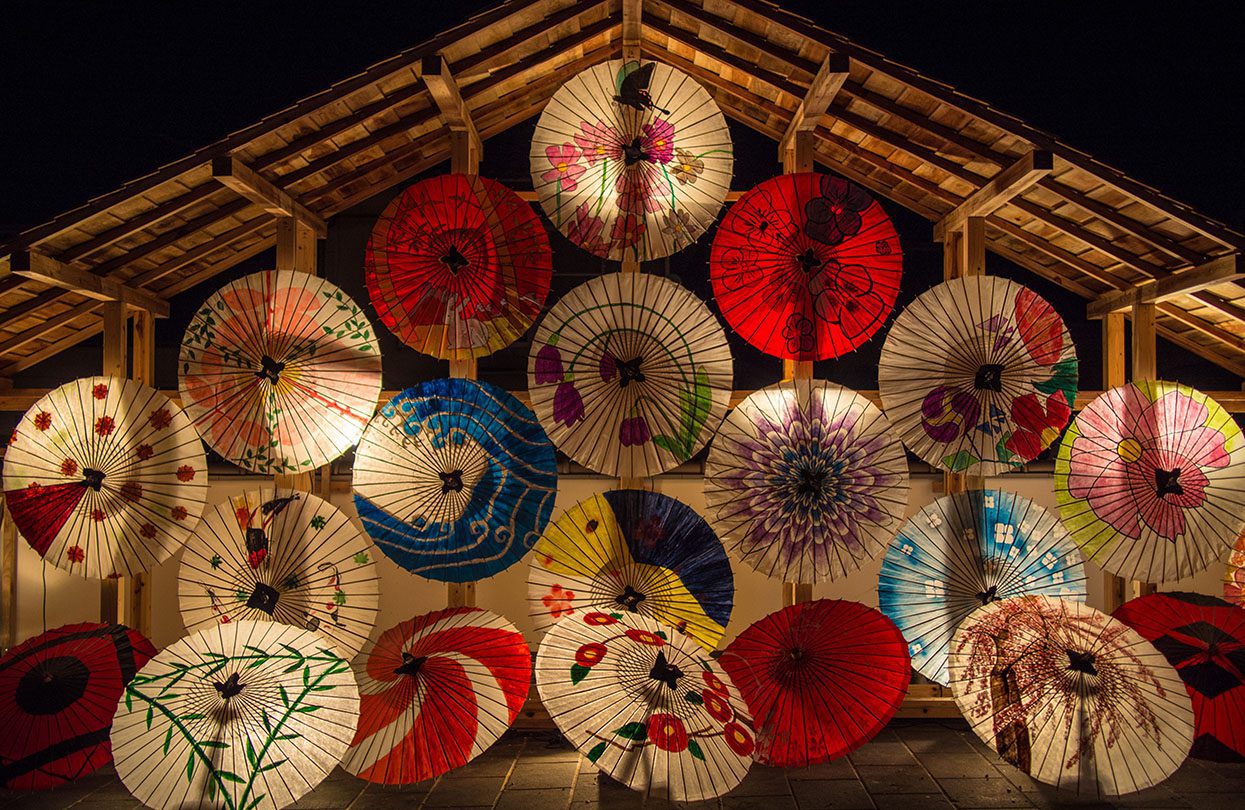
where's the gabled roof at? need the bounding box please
[1,0,1242,377]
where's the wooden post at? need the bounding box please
[942,217,986,495]
[272,216,318,493]
[128,310,156,637]
[622,0,642,63]
[1131,302,1159,598]
[100,301,128,624]
[1101,313,1128,611]
[1,495,17,650]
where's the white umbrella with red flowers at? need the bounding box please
[536,610,754,802]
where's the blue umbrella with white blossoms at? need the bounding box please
[878,489,1088,686]
[704,380,909,583]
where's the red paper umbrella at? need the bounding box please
[366,173,552,360]
[0,623,155,790]
[710,173,902,361]
[1114,592,1245,763]
[718,599,910,767]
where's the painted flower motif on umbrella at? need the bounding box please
[536,611,753,801]
[705,380,909,584]
[879,277,1077,476]
[366,173,552,361]
[711,173,903,361]
[1055,381,1245,582]
[532,60,733,261]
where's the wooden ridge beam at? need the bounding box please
[934,150,1054,240]
[4,250,169,316]
[1088,254,1242,317]
[420,55,482,164]
[780,52,850,153]
[211,156,327,237]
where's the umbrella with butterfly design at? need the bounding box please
[365,173,552,360]
[178,488,379,658]
[536,610,754,801]
[110,620,359,810]
[2,376,208,578]
[531,60,733,261]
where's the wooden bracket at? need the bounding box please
[211,156,328,237]
[420,54,482,174]
[6,250,169,316]
[779,52,850,158]
[934,150,1054,241]
[622,0,642,62]
[1088,253,1241,318]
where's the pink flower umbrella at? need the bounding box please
[1054,381,1245,582]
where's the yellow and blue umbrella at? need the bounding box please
[528,490,733,650]
[353,378,557,583]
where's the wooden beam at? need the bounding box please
[5,250,169,316]
[420,54,482,168]
[1088,254,1242,317]
[622,0,642,62]
[934,150,1054,240]
[780,52,850,154]
[211,156,328,237]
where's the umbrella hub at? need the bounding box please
[1065,649,1098,677]
[796,249,824,274]
[214,672,246,700]
[974,364,1004,392]
[789,646,805,661]
[976,585,999,605]
[623,137,650,166]
[246,582,280,615]
[796,466,829,497]
[615,357,646,388]
[394,652,429,678]
[648,651,684,690]
[16,656,89,715]
[1154,467,1184,498]
[440,245,471,275]
[256,354,285,384]
[80,467,106,491]
[440,469,465,494]
[615,585,647,612]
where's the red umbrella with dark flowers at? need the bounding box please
[710,173,903,361]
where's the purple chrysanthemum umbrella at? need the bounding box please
[704,380,910,583]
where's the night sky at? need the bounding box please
[1,1,1241,408]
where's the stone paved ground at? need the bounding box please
[3,721,1242,809]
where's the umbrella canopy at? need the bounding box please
[878,276,1077,475]
[179,269,382,474]
[365,173,552,360]
[949,596,1193,797]
[528,489,733,650]
[353,378,558,582]
[3,376,208,578]
[704,380,909,584]
[1114,592,1245,763]
[342,607,531,784]
[111,620,359,810]
[179,488,379,658]
[528,272,732,478]
[719,599,910,767]
[1054,381,1245,582]
[536,611,753,801]
[878,489,1087,686]
[531,59,733,261]
[1226,531,1245,607]
[0,623,156,790]
[710,173,903,361]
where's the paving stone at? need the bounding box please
[288,776,367,809]
[849,740,917,766]
[892,727,977,755]
[572,772,643,806]
[869,792,953,809]
[786,758,857,780]
[442,751,519,778]
[495,787,573,809]
[917,751,1003,779]
[790,778,874,809]
[726,766,792,796]
[720,795,799,810]
[855,764,939,793]
[936,777,1034,807]
[423,775,506,806]
[506,760,579,789]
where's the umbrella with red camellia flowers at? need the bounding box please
[536,611,754,802]
[710,173,903,361]
[0,623,156,790]
[2,376,208,578]
[341,607,531,784]
[1114,592,1245,763]
[366,173,552,360]
[719,599,910,767]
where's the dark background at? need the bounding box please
[2,1,1242,438]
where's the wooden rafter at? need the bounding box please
[211,156,328,237]
[4,250,169,316]
[1088,254,1242,317]
[779,52,850,154]
[933,150,1054,240]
